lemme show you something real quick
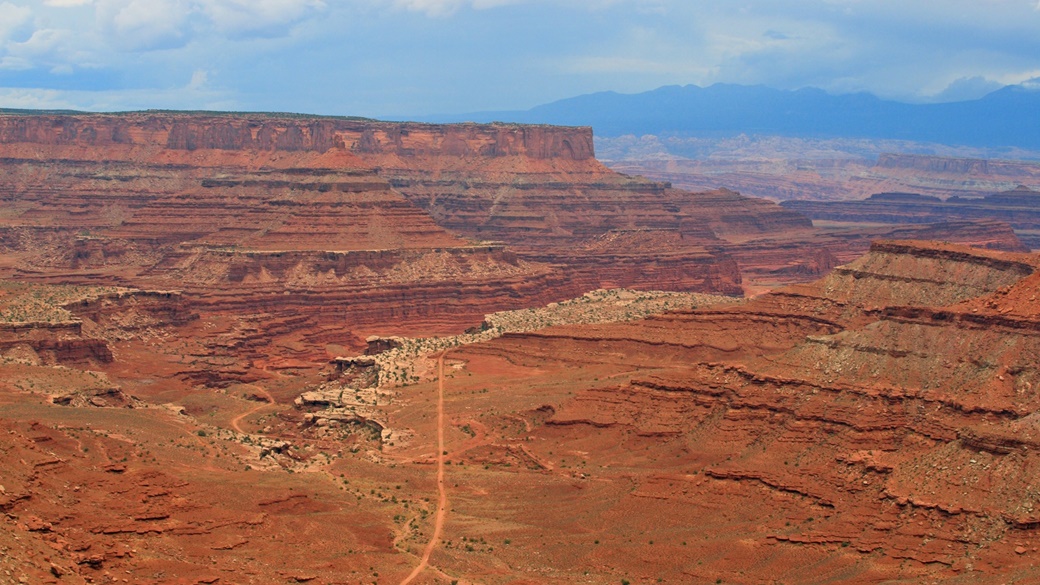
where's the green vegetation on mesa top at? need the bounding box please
[0,108,90,116]
[0,108,591,130]
[0,107,378,122]
[0,281,130,324]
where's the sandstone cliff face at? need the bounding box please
[1,111,1015,302]
[0,288,196,367]
[383,171,812,246]
[0,114,604,348]
[353,122,595,160]
[371,139,1020,294]
[372,149,812,293]
[0,116,609,388]
[487,240,1037,372]
[875,153,1018,175]
[0,112,769,313]
[0,156,464,253]
[0,110,1021,385]
[0,113,594,160]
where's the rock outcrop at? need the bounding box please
[2,112,1021,305]
[0,113,614,378]
[376,151,809,293]
[0,113,595,160]
[0,111,1029,392]
[873,153,1040,181]
[443,240,1040,582]
[0,287,195,367]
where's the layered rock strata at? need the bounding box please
[455,240,1040,581]
[606,151,1040,203]
[0,116,604,374]
[0,112,753,315]
[0,286,194,367]
[376,159,807,293]
[0,111,1026,389]
[783,186,1040,249]
[1,112,1021,301]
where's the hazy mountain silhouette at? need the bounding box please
[423,83,1040,149]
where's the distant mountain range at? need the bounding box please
[420,83,1040,149]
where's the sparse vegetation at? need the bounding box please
[0,282,131,324]
[349,288,739,390]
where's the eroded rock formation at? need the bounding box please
[434,240,1040,582]
[783,186,1040,248]
[606,150,1040,203]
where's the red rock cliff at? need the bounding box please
[0,113,595,161]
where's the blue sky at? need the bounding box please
[1,0,1039,117]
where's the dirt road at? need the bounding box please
[399,351,449,585]
[230,386,274,434]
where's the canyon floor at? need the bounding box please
[3,113,1040,584]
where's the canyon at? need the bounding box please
[601,138,1040,204]
[603,136,1040,252]
[1,111,1039,584]
[783,185,1040,249]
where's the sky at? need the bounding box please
[0,0,1039,118]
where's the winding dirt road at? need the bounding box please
[400,351,449,585]
[230,386,274,434]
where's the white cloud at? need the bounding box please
[44,0,94,6]
[0,88,80,109]
[187,68,208,90]
[931,76,1004,102]
[3,0,1040,116]
[0,72,237,111]
[554,55,715,80]
[0,2,33,43]
[197,0,326,38]
[389,0,524,17]
[997,70,1040,87]
[634,0,666,15]
[0,0,329,95]
[2,27,87,71]
[96,0,192,51]
[0,56,32,70]
[391,0,465,17]
[91,0,326,51]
